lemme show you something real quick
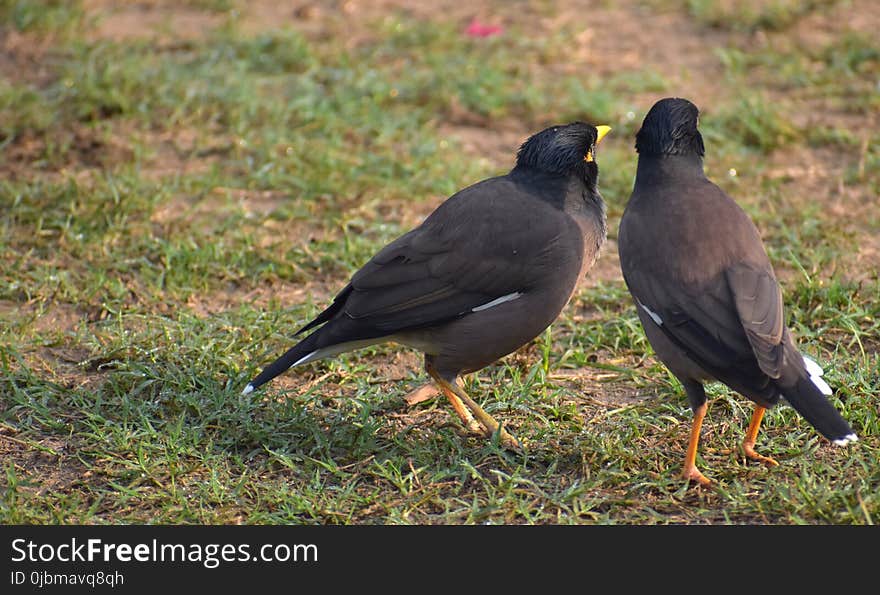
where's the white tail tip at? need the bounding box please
[833,434,858,446]
[242,384,254,395]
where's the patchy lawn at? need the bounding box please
[1,0,878,524]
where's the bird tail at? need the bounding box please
[241,331,323,395]
[779,372,857,446]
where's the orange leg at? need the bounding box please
[423,373,483,435]
[423,361,482,435]
[742,406,779,467]
[683,402,712,486]
[425,365,520,450]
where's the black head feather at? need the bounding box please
[516,122,600,179]
[635,97,705,157]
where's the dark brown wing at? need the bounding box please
[307,176,582,341]
[623,268,746,360]
[620,264,781,401]
[725,263,785,379]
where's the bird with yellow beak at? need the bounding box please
[244,122,611,449]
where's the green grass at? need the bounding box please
[685,0,841,32]
[0,0,86,35]
[1,0,877,524]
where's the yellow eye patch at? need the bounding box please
[585,125,612,163]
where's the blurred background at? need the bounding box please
[1,1,877,523]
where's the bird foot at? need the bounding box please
[403,383,440,406]
[682,465,712,486]
[494,424,522,451]
[424,370,522,451]
[461,418,490,436]
[742,444,779,468]
[459,414,521,449]
[451,413,519,447]
[459,404,521,450]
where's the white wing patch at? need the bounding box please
[803,354,832,396]
[472,292,523,313]
[242,384,254,395]
[636,298,663,326]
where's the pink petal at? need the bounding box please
[465,18,503,38]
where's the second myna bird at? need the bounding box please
[618,97,856,485]
[244,122,611,448]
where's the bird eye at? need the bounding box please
[584,144,596,163]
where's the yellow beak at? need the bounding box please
[585,125,612,162]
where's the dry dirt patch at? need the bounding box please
[82,0,225,42]
[0,429,90,498]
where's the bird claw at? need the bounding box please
[495,424,522,451]
[743,444,779,468]
[464,418,489,436]
[683,465,712,486]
